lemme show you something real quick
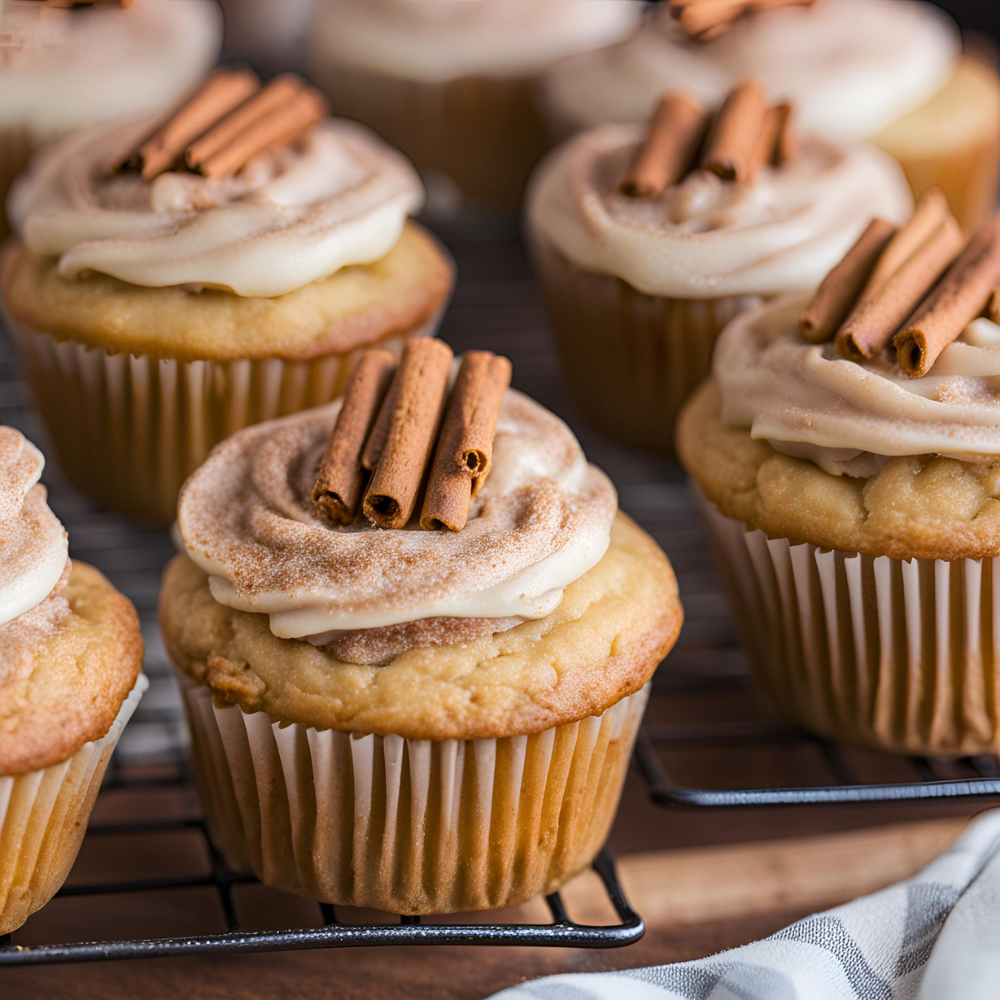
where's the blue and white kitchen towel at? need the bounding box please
[487,811,1000,1000]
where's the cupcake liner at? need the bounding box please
[694,485,1000,757]
[0,673,148,935]
[309,60,548,211]
[7,312,440,525]
[175,669,648,914]
[0,124,35,241]
[531,235,760,454]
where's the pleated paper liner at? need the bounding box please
[309,59,549,211]
[530,236,760,455]
[176,670,649,914]
[694,485,1000,757]
[7,314,440,526]
[0,674,148,935]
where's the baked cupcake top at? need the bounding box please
[10,70,425,298]
[543,0,958,142]
[527,81,911,299]
[167,339,681,737]
[311,0,642,83]
[681,200,1000,561]
[0,0,221,136]
[0,428,143,774]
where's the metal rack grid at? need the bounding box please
[1,217,997,967]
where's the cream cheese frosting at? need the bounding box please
[11,116,425,298]
[311,0,643,83]
[0,427,69,628]
[177,388,617,640]
[0,0,221,137]
[543,0,959,143]
[527,125,912,299]
[716,294,1000,477]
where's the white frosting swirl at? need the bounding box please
[0,427,69,627]
[716,296,1000,477]
[543,0,958,142]
[178,389,617,638]
[311,0,643,82]
[0,0,221,137]
[12,117,425,298]
[527,125,911,298]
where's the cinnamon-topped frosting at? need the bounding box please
[0,427,69,627]
[543,0,958,142]
[527,124,911,298]
[311,0,642,83]
[0,0,221,137]
[716,294,1000,477]
[11,117,425,298]
[177,388,617,651]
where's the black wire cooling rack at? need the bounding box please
[2,217,998,968]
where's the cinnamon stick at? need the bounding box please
[619,91,708,198]
[184,73,304,171]
[799,219,895,343]
[700,79,767,184]
[990,289,1000,324]
[196,87,328,180]
[835,217,964,361]
[772,102,797,165]
[125,68,261,180]
[860,187,950,298]
[361,373,401,473]
[420,352,512,532]
[894,217,1000,377]
[312,350,397,524]
[670,0,751,38]
[747,104,781,176]
[362,338,453,530]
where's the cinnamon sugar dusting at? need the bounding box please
[178,388,618,654]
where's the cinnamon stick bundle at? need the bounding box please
[671,0,815,40]
[700,79,767,184]
[362,338,453,530]
[312,350,396,524]
[799,219,895,343]
[894,217,1000,377]
[619,92,708,198]
[196,87,328,180]
[124,68,261,180]
[835,217,963,361]
[185,73,304,171]
[420,352,512,532]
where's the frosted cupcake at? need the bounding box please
[160,340,681,913]
[2,71,454,525]
[678,205,1000,756]
[0,0,221,237]
[526,82,911,453]
[307,0,642,211]
[0,426,145,935]
[543,0,1000,231]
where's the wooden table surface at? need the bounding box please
[2,219,995,999]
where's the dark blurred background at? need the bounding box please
[939,1,999,39]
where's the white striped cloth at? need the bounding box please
[487,810,1000,1000]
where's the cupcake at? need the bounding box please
[160,339,681,912]
[526,81,912,453]
[2,70,454,525]
[307,0,642,211]
[0,425,146,936]
[0,0,221,237]
[677,202,1000,756]
[542,0,1000,231]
